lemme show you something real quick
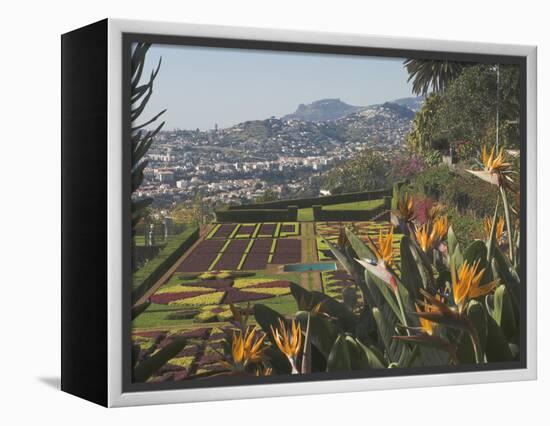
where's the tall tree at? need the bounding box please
[130,43,166,234]
[435,64,520,149]
[405,64,520,155]
[403,58,467,96]
[405,93,443,153]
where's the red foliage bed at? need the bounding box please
[176,253,218,272]
[275,239,301,253]
[224,239,249,253]
[241,252,269,270]
[212,224,236,238]
[213,253,243,270]
[250,239,273,253]
[258,223,275,236]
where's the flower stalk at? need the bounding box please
[500,185,514,263]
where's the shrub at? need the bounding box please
[168,291,225,306]
[243,287,290,296]
[155,284,214,295]
[194,310,218,323]
[198,272,217,280]
[216,309,234,321]
[167,356,195,369]
[424,149,443,166]
[409,164,454,200]
[391,152,426,181]
[453,140,478,162]
[234,277,280,288]
[447,207,485,242]
[442,173,498,218]
[166,309,200,320]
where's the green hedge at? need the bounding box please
[132,226,199,303]
[226,188,392,210]
[312,196,391,221]
[215,206,298,223]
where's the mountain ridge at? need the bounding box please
[281,96,422,122]
[282,98,364,122]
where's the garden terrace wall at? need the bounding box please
[226,188,393,210]
[312,196,391,221]
[132,226,200,303]
[215,206,298,223]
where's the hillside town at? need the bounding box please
[134,100,416,207]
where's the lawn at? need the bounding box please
[298,199,384,221]
[323,198,384,211]
[134,235,168,247]
[297,207,314,221]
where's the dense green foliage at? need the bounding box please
[255,189,279,203]
[248,205,520,374]
[406,64,520,156]
[322,150,390,193]
[402,164,498,240]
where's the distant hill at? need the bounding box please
[389,96,424,112]
[281,96,422,123]
[208,100,415,157]
[282,98,363,122]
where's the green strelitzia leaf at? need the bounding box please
[356,340,387,369]
[492,285,517,340]
[466,300,488,359]
[327,334,352,372]
[486,198,500,262]
[464,240,488,266]
[295,311,338,359]
[345,227,376,259]
[289,283,355,331]
[464,240,492,285]
[253,304,286,339]
[373,307,411,366]
[400,235,426,297]
[365,270,401,321]
[326,239,375,311]
[485,314,514,362]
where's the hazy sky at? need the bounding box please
[137,43,414,130]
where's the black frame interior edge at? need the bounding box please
[61,19,109,406]
[121,32,528,394]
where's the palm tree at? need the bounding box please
[131,43,166,233]
[403,59,466,96]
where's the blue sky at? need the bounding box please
[138,44,414,130]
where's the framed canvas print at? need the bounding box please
[61,19,537,407]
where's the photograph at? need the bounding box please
[128,39,524,386]
[3,0,547,420]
